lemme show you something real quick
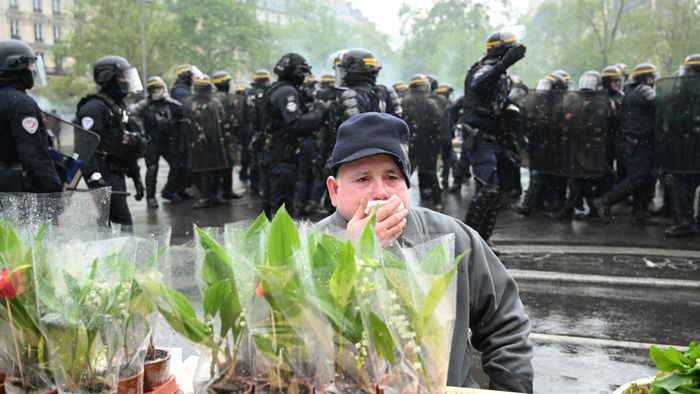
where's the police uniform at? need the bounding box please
[136,95,185,202]
[244,83,268,192]
[214,89,241,199]
[77,92,143,225]
[260,80,324,218]
[0,84,63,192]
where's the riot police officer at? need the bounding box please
[319,74,336,90]
[392,81,409,102]
[594,63,659,225]
[436,83,455,190]
[0,39,63,193]
[243,69,272,194]
[135,76,186,208]
[460,29,526,253]
[259,53,326,218]
[334,48,402,120]
[212,70,243,200]
[77,55,146,225]
[403,74,445,210]
[171,64,200,103]
[181,74,231,209]
[660,54,700,237]
[596,65,626,203]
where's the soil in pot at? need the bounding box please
[208,377,254,394]
[144,349,171,392]
[3,376,57,394]
[257,380,314,394]
[331,383,375,394]
[118,368,144,394]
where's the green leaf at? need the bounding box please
[267,205,300,266]
[651,345,689,371]
[158,285,211,344]
[650,373,696,394]
[369,311,396,365]
[359,214,378,257]
[419,265,457,339]
[246,212,271,240]
[329,242,357,310]
[203,279,233,318]
[195,226,234,285]
[420,244,450,275]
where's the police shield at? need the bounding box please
[523,90,565,175]
[559,90,610,177]
[182,95,231,172]
[655,75,700,173]
[42,110,101,189]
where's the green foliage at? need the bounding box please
[649,341,700,394]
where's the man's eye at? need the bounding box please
[385,175,399,181]
[355,177,369,183]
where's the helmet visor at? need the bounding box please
[190,65,204,80]
[536,79,552,91]
[578,75,601,91]
[500,24,527,44]
[30,55,47,87]
[334,66,348,89]
[118,67,143,94]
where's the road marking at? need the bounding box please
[510,269,700,289]
[531,332,689,351]
[499,244,700,258]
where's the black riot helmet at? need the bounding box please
[409,74,431,92]
[426,74,438,92]
[486,30,518,58]
[435,83,454,98]
[578,70,602,91]
[601,65,623,91]
[93,55,143,97]
[0,39,47,89]
[336,48,381,86]
[252,68,272,87]
[320,74,335,89]
[192,73,214,93]
[146,76,168,100]
[680,54,700,76]
[392,81,408,94]
[536,72,567,91]
[551,69,571,89]
[616,63,629,79]
[304,74,318,89]
[274,53,312,87]
[631,63,657,86]
[212,70,232,92]
[507,76,529,108]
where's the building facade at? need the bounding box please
[1,0,75,74]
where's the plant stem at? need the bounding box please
[270,310,281,390]
[6,298,25,383]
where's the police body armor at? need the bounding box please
[655,75,700,173]
[137,97,183,145]
[560,90,610,177]
[76,92,146,175]
[214,91,240,161]
[181,93,231,172]
[245,86,267,152]
[339,84,403,120]
[462,59,510,135]
[258,81,308,166]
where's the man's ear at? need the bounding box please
[326,176,339,208]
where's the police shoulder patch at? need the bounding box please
[22,117,39,134]
[81,116,94,130]
[285,97,298,113]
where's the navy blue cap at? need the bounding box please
[330,112,411,187]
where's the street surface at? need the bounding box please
[124,160,699,393]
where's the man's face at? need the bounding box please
[610,79,621,92]
[327,154,410,221]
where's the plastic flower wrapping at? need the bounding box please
[174,207,460,394]
[32,230,158,394]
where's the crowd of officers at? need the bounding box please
[2,34,699,245]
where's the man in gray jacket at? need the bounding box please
[318,112,534,392]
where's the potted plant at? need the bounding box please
[32,234,143,394]
[616,341,700,394]
[0,221,55,394]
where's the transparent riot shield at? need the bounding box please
[523,90,565,175]
[560,90,610,177]
[42,110,101,189]
[655,75,700,174]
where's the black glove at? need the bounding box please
[499,44,527,69]
[132,176,145,201]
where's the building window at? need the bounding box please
[10,20,20,39]
[52,0,61,15]
[55,54,63,74]
[53,24,61,41]
[34,23,44,42]
[9,0,19,9]
[33,0,42,13]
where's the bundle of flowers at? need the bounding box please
[159,207,460,394]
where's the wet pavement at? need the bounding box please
[122,162,699,393]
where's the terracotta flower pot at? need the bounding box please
[144,375,178,394]
[256,379,314,394]
[208,376,254,394]
[331,383,376,394]
[118,369,144,394]
[143,349,171,392]
[3,377,57,394]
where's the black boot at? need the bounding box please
[664,221,700,237]
[145,164,158,205]
[465,187,501,240]
[594,178,637,223]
